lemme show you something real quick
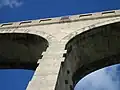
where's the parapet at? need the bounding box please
[0,9,120,28]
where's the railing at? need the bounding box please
[0,9,120,28]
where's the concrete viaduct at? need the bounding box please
[0,9,120,90]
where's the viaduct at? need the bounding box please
[0,9,120,90]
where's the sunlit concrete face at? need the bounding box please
[1,10,120,90]
[57,22,120,90]
[0,33,48,70]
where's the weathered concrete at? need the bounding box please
[0,9,120,90]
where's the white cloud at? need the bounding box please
[75,64,120,90]
[0,0,23,9]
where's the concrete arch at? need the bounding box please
[58,18,120,90]
[61,17,120,45]
[0,28,56,70]
[0,28,56,44]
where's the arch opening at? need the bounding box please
[0,69,34,90]
[74,64,120,90]
[0,33,49,70]
[64,22,120,89]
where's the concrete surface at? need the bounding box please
[0,9,120,90]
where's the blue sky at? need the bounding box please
[0,0,120,90]
[75,64,120,90]
[0,0,120,23]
